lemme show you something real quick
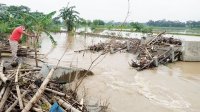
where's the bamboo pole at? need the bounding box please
[34,37,39,67]
[45,88,69,98]
[15,63,24,109]
[7,68,41,72]
[10,92,18,99]
[79,98,83,111]
[5,90,29,112]
[0,60,9,83]
[55,97,81,112]
[32,107,43,112]
[22,68,55,112]
[0,87,5,100]
[0,87,10,111]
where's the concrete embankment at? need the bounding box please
[182,41,200,61]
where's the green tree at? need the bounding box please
[92,19,105,26]
[130,22,144,32]
[59,5,80,32]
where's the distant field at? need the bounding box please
[152,27,200,36]
[90,26,200,36]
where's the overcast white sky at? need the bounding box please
[1,0,200,22]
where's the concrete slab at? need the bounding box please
[182,41,200,61]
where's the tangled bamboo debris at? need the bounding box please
[0,60,9,84]
[0,62,88,112]
[76,32,182,71]
[131,32,182,71]
[75,38,141,54]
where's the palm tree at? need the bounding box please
[59,5,80,32]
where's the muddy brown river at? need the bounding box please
[39,33,200,112]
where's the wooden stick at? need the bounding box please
[0,87,5,100]
[45,88,69,98]
[55,97,81,112]
[22,68,55,112]
[10,92,18,99]
[0,60,9,83]
[0,87,10,111]
[32,107,43,112]
[15,63,24,109]
[5,90,29,112]
[79,98,84,111]
[7,68,41,72]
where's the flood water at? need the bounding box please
[39,33,200,112]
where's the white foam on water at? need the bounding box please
[134,74,191,111]
[101,73,196,112]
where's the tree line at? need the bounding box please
[147,20,200,28]
[1,4,199,36]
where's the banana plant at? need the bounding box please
[21,11,57,66]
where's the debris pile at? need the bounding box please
[0,60,87,112]
[131,32,182,71]
[0,40,28,58]
[76,32,183,71]
[75,38,141,54]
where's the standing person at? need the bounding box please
[9,25,33,65]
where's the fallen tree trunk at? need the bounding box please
[22,68,55,112]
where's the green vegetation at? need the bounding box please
[0,4,62,37]
[1,3,200,39]
[0,3,81,37]
[79,19,153,33]
[147,19,200,28]
[59,5,80,32]
[78,19,200,35]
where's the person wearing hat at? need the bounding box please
[9,25,34,65]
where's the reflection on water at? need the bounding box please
[67,33,75,49]
[40,33,200,112]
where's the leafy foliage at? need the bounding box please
[0,4,59,45]
[93,20,105,26]
[22,11,57,45]
[59,5,80,31]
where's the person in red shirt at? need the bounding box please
[9,25,33,64]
